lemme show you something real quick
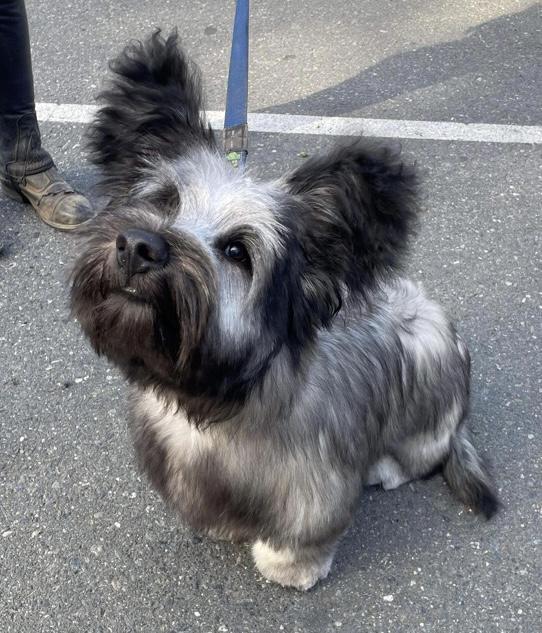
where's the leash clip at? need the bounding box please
[224,123,248,169]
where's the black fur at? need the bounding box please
[87,30,216,196]
[287,142,419,324]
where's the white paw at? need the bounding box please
[252,540,333,591]
[366,455,411,490]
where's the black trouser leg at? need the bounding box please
[0,0,54,182]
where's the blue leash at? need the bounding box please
[224,0,249,169]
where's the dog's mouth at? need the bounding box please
[71,222,218,377]
[101,244,161,303]
[116,284,141,298]
[112,283,158,306]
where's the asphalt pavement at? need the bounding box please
[1,1,541,632]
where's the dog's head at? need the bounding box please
[71,32,418,423]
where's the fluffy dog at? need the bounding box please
[71,31,499,590]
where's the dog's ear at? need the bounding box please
[285,141,419,326]
[87,30,216,194]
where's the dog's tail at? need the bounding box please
[87,29,216,193]
[442,425,500,519]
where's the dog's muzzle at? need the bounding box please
[116,228,169,281]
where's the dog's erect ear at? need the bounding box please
[87,30,216,194]
[286,141,419,325]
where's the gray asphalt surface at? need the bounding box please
[1,1,541,632]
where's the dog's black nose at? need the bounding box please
[116,229,169,277]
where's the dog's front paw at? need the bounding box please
[251,540,334,591]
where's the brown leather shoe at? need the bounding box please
[1,167,94,230]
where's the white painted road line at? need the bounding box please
[36,103,542,145]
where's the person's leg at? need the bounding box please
[0,0,54,179]
[0,0,93,230]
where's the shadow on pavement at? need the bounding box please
[261,5,540,125]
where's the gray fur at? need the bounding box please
[128,274,488,576]
[71,31,499,591]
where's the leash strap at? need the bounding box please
[224,0,249,169]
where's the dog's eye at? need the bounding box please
[224,241,249,264]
